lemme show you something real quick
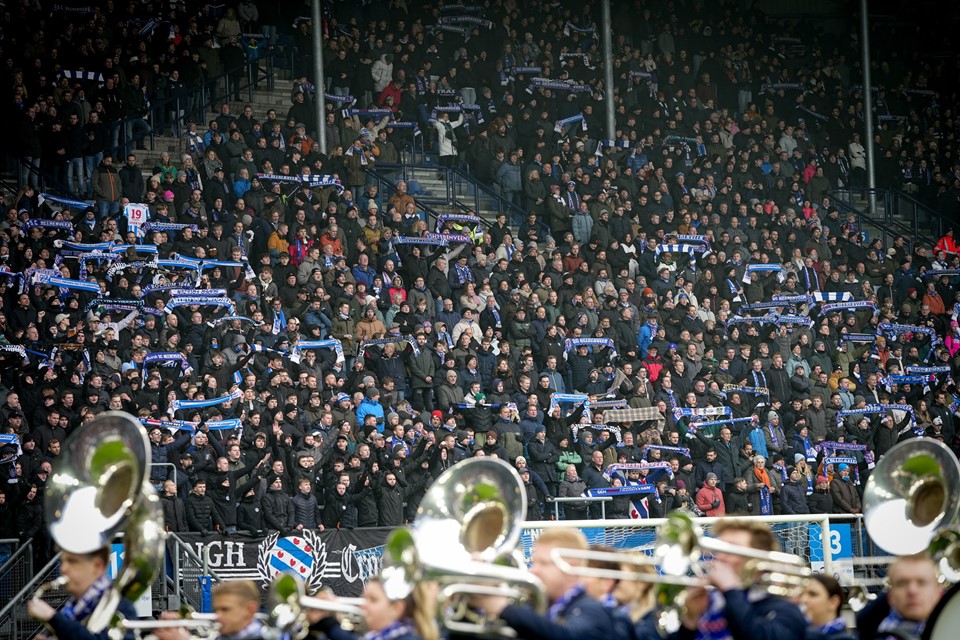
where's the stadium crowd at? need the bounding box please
[2,0,960,559]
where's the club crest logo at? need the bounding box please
[257,530,327,592]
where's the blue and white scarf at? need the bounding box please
[563,337,617,359]
[819,300,877,316]
[528,78,592,93]
[294,339,345,369]
[170,388,242,412]
[60,574,112,622]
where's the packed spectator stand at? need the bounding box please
[2,0,960,567]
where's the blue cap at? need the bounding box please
[669,343,678,350]
[838,463,849,472]
[335,392,350,403]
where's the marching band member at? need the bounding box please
[856,554,942,640]
[798,575,855,640]
[668,519,806,640]
[27,547,138,640]
[475,528,614,640]
[153,580,264,640]
[610,557,662,640]
[308,578,439,640]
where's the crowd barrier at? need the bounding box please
[169,514,878,598]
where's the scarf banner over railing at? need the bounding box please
[172,528,391,596]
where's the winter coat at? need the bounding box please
[558,477,589,518]
[830,478,861,514]
[291,492,321,529]
[161,493,188,532]
[237,494,264,534]
[780,481,810,514]
[92,160,121,203]
[695,482,725,516]
[262,487,296,533]
[185,492,222,533]
[433,115,464,157]
[807,489,834,514]
[528,439,560,485]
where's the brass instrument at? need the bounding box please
[863,438,960,556]
[380,458,547,637]
[109,614,220,640]
[861,438,960,589]
[552,513,811,596]
[33,412,166,633]
[267,573,366,639]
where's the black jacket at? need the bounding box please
[185,492,223,533]
[291,491,321,529]
[161,493,188,532]
[262,486,296,533]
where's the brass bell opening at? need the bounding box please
[910,477,947,528]
[462,503,507,554]
[98,462,136,520]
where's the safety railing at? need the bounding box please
[14,53,283,193]
[364,166,463,233]
[0,553,61,640]
[371,162,525,227]
[0,539,32,627]
[829,187,956,246]
[167,533,224,614]
[546,495,613,521]
[149,463,179,488]
[827,190,923,250]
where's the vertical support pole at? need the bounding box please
[312,0,327,154]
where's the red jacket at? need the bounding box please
[696,482,725,516]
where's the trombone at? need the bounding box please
[267,573,366,639]
[552,513,811,597]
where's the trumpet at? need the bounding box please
[109,614,220,640]
[32,576,69,601]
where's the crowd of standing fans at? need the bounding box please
[2,0,960,552]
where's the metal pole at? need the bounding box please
[312,0,327,154]
[860,0,877,215]
[602,0,616,143]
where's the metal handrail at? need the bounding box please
[150,462,178,488]
[0,552,61,626]
[167,533,225,583]
[546,495,612,520]
[372,161,526,227]
[0,539,31,577]
[827,190,923,250]
[364,166,452,232]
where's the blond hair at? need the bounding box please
[711,518,780,552]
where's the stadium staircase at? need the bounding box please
[828,187,956,248]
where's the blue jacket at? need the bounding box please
[500,589,614,640]
[667,591,806,640]
[50,597,138,640]
[355,397,385,430]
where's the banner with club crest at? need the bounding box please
[174,528,391,596]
